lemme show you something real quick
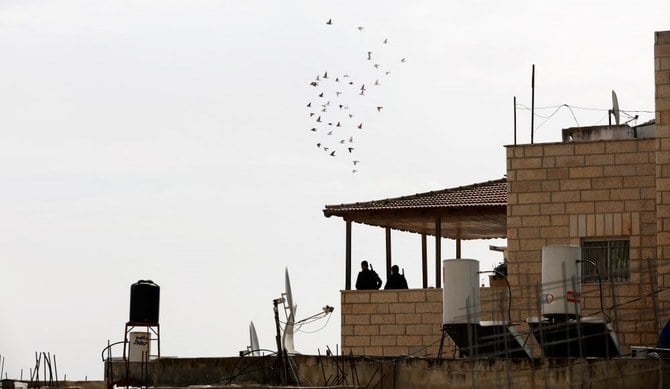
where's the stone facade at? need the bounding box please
[506,138,659,350]
[341,287,509,357]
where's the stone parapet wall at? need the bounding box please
[341,288,509,357]
[106,355,670,388]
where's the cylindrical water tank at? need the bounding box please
[541,245,581,318]
[129,280,160,324]
[442,259,480,324]
[128,331,151,362]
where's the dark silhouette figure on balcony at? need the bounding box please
[355,260,382,290]
[384,265,408,290]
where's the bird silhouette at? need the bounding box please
[330,150,336,156]
[310,127,317,131]
[348,147,354,153]
[353,160,360,165]
[310,81,318,87]
[318,92,324,98]
[326,18,332,25]
[357,123,363,129]
[306,102,312,107]
[316,116,322,122]
[357,26,364,31]
[383,38,388,44]
[377,106,383,112]
[367,52,372,60]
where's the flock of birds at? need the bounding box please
[306,18,406,173]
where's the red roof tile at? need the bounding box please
[323,178,507,214]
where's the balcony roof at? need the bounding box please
[323,178,507,240]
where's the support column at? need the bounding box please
[456,238,462,259]
[385,227,392,280]
[345,220,352,290]
[435,216,442,288]
[421,233,428,288]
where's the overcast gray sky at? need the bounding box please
[0,0,668,379]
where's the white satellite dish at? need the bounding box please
[249,321,260,356]
[611,90,620,125]
[285,267,295,319]
[282,267,297,354]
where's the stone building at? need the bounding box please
[324,30,670,358]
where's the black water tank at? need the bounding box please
[129,280,160,324]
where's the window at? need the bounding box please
[581,239,630,282]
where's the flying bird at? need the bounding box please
[348,147,354,153]
[401,58,406,63]
[310,127,317,131]
[377,106,383,112]
[353,160,360,165]
[330,150,336,156]
[318,92,324,97]
[367,51,372,60]
[357,26,364,31]
[310,81,318,87]
[357,123,363,129]
[323,71,328,79]
[326,18,332,25]
[383,38,388,44]
[316,116,322,122]
[306,102,312,107]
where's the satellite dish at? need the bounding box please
[282,267,297,354]
[249,321,260,356]
[285,267,295,319]
[611,90,620,125]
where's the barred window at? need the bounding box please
[581,240,630,282]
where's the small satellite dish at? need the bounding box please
[611,90,620,126]
[249,321,260,356]
[283,267,297,354]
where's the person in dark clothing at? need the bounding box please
[384,265,408,290]
[355,260,382,290]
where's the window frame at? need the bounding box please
[580,238,630,283]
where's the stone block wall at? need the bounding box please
[655,31,670,321]
[341,287,509,357]
[505,137,659,350]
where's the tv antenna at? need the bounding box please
[609,90,620,126]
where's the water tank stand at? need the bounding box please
[123,322,160,361]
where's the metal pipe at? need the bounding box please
[514,96,517,145]
[531,65,535,144]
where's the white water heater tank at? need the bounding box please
[442,258,480,324]
[541,245,582,317]
[128,331,151,362]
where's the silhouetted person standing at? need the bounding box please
[384,265,408,289]
[355,260,382,290]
